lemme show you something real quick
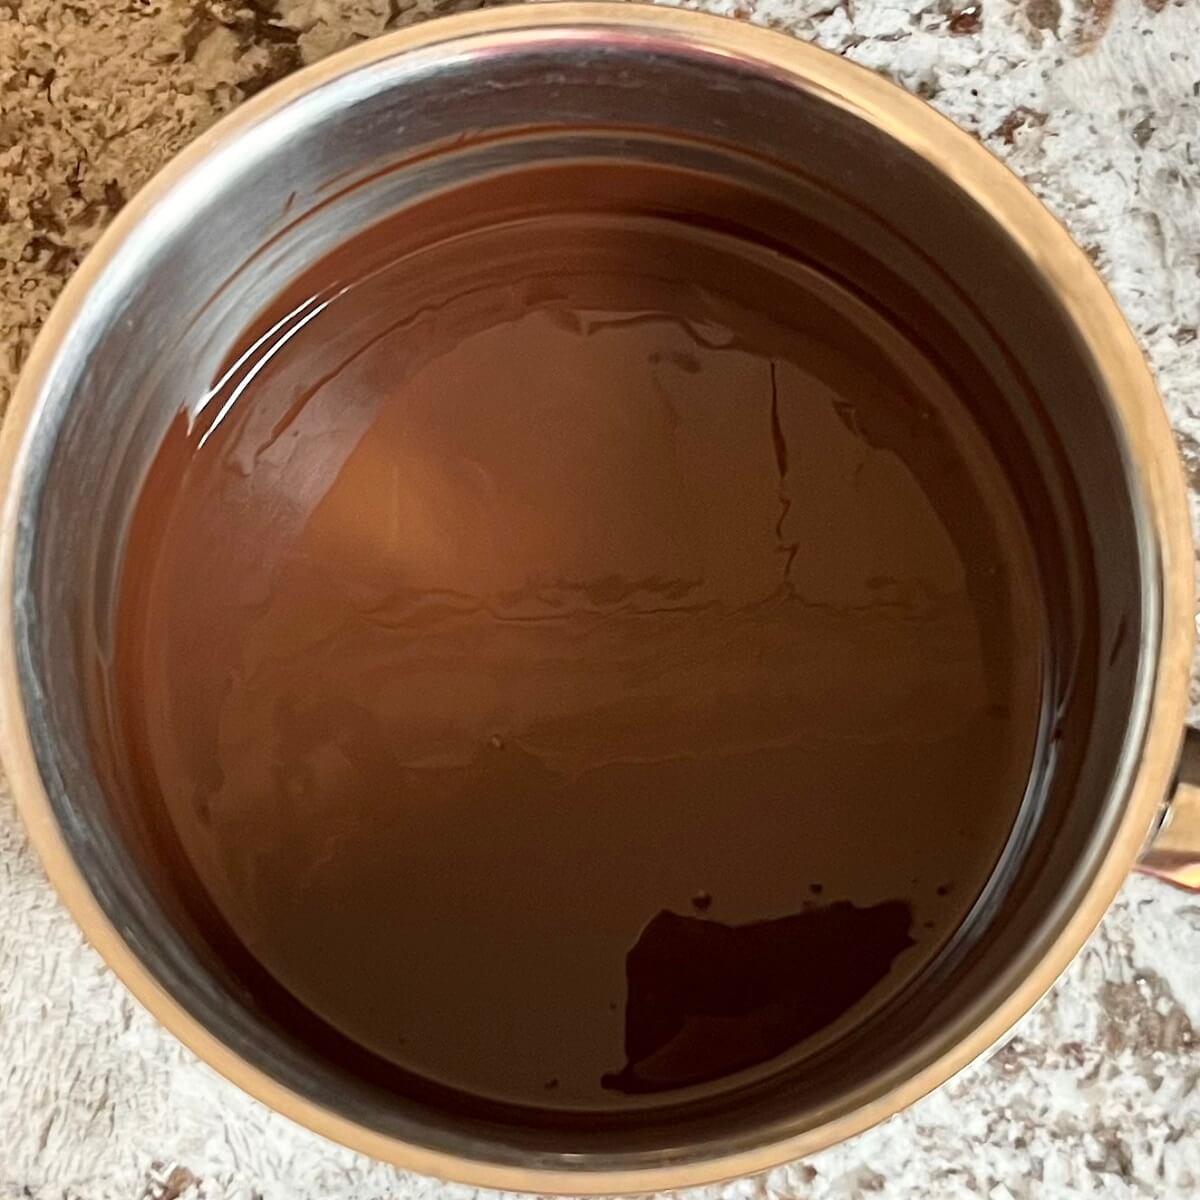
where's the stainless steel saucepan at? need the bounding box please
[2,5,1197,1190]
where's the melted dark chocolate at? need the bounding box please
[111,162,1044,1109]
[603,903,915,1094]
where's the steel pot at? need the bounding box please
[2,4,1198,1191]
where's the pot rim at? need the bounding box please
[0,4,1192,1191]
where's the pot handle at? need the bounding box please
[1136,725,1200,891]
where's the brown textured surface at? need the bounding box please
[0,0,489,410]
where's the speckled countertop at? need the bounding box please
[2,1,1200,1197]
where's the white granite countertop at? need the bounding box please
[2,0,1200,1196]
